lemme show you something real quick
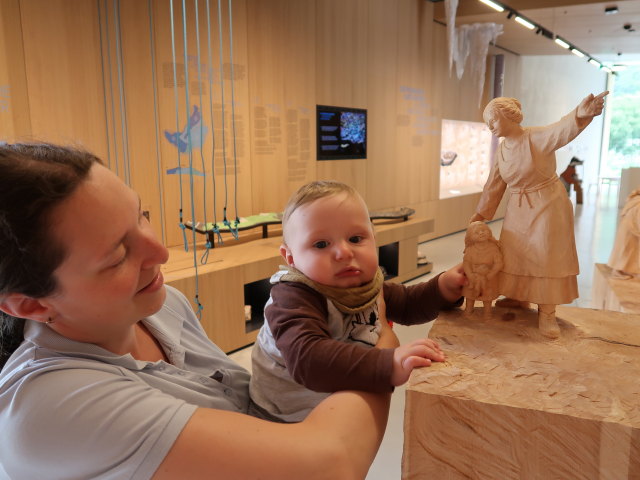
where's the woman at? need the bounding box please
[470,91,607,338]
[0,143,392,479]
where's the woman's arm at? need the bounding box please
[153,390,391,480]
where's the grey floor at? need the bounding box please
[229,184,621,479]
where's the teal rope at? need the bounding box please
[193,0,212,262]
[205,0,223,246]
[114,0,132,186]
[104,0,119,177]
[181,0,203,318]
[97,0,112,170]
[227,0,240,227]
[216,0,237,239]
[169,0,188,251]
[147,0,167,245]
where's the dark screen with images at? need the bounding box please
[317,105,367,160]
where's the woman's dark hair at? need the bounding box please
[0,143,101,368]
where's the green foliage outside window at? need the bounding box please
[607,65,640,175]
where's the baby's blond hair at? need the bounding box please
[282,180,361,245]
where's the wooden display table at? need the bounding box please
[163,216,434,353]
[403,306,640,479]
[592,263,640,314]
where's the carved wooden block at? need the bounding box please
[403,306,640,479]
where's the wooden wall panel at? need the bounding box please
[108,0,165,241]
[0,0,31,140]
[19,0,107,156]
[315,0,368,194]
[246,0,316,213]
[365,0,399,209]
[392,0,437,208]
[5,0,506,251]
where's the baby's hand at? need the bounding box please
[438,263,467,302]
[391,338,445,386]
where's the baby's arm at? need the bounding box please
[377,290,444,386]
[438,263,466,302]
[268,283,395,393]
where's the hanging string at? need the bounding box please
[227,0,240,228]
[169,0,188,251]
[147,0,166,245]
[104,0,120,177]
[114,0,132,186]
[181,0,203,318]
[97,0,112,170]
[205,0,223,247]
[216,0,238,240]
[193,0,212,264]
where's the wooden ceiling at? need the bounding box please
[432,0,640,66]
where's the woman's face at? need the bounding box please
[40,164,169,346]
[486,110,518,138]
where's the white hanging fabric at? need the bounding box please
[444,0,503,106]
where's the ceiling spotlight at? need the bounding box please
[571,48,585,58]
[604,6,619,15]
[554,38,570,49]
[611,64,628,72]
[478,0,504,12]
[588,58,601,68]
[515,16,536,30]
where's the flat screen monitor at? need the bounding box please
[316,105,367,160]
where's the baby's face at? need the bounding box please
[281,193,379,288]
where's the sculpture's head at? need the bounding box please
[465,221,492,247]
[483,97,523,138]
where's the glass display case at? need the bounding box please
[439,119,493,199]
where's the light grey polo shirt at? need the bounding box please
[0,285,250,480]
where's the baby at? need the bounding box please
[462,221,503,319]
[249,180,465,422]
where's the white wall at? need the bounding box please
[506,55,609,189]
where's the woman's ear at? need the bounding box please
[280,244,295,267]
[0,294,53,323]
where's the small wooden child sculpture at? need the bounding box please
[462,221,503,319]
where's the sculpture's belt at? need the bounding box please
[510,175,559,208]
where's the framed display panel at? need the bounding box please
[439,119,492,199]
[316,105,367,160]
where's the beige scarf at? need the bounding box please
[276,265,384,314]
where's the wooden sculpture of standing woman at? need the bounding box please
[470,91,608,338]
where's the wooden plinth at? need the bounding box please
[403,306,640,480]
[592,263,640,314]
